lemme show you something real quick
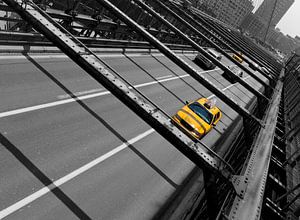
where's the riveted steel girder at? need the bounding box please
[133,0,272,100]
[3,0,234,180]
[194,12,281,76]
[185,5,280,75]
[94,0,262,125]
[227,71,283,220]
[151,0,273,91]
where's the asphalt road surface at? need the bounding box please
[0,52,267,219]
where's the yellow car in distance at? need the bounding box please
[232,52,243,63]
[172,98,222,140]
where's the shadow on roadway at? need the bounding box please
[124,53,186,105]
[17,53,178,208]
[0,132,92,219]
[125,54,231,136]
[16,52,244,219]
[22,52,178,187]
[150,54,234,132]
[150,53,205,99]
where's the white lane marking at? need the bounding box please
[0,129,155,219]
[0,53,195,60]
[155,75,172,80]
[208,76,251,99]
[0,69,249,118]
[0,91,108,118]
[0,74,190,118]
[0,75,251,218]
[134,74,189,88]
[57,88,104,99]
[0,54,131,60]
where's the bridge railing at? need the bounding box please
[282,53,300,219]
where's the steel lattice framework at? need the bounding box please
[2,0,298,219]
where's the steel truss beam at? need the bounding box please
[153,0,273,91]
[0,0,268,120]
[281,54,300,218]
[196,11,276,67]
[284,65,300,116]
[188,6,280,80]
[130,0,269,106]
[225,70,283,219]
[185,9,279,81]
[0,30,194,51]
[94,0,261,125]
[138,0,274,108]
[1,2,181,43]
[3,0,236,184]
[201,16,281,76]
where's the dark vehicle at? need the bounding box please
[222,66,243,83]
[206,49,222,61]
[261,67,272,77]
[249,62,272,78]
[249,62,259,71]
[193,52,216,70]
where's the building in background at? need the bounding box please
[240,12,264,36]
[240,0,294,41]
[255,0,294,28]
[268,28,284,46]
[192,0,254,28]
[0,10,10,30]
[277,35,300,55]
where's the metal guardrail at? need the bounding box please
[132,0,270,115]
[250,53,300,220]
[187,5,281,81]
[150,0,273,94]
[282,53,300,219]
[0,31,195,51]
[225,70,283,219]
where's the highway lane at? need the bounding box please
[0,52,266,219]
[0,52,239,112]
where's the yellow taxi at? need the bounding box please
[172,98,222,140]
[232,52,243,63]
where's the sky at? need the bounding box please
[253,0,300,38]
[276,0,300,37]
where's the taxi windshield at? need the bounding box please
[188,102,213,124]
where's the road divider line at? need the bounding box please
[0,54,134,60]
[57,88,104,99]
[0,74,189,118]
[0,129,155,219]
[0,75,252,218]
[155,75,172,80]
[208,76,251,99]
[0,53,196,60]
[0,91,111,118]
[0,72,251,119]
